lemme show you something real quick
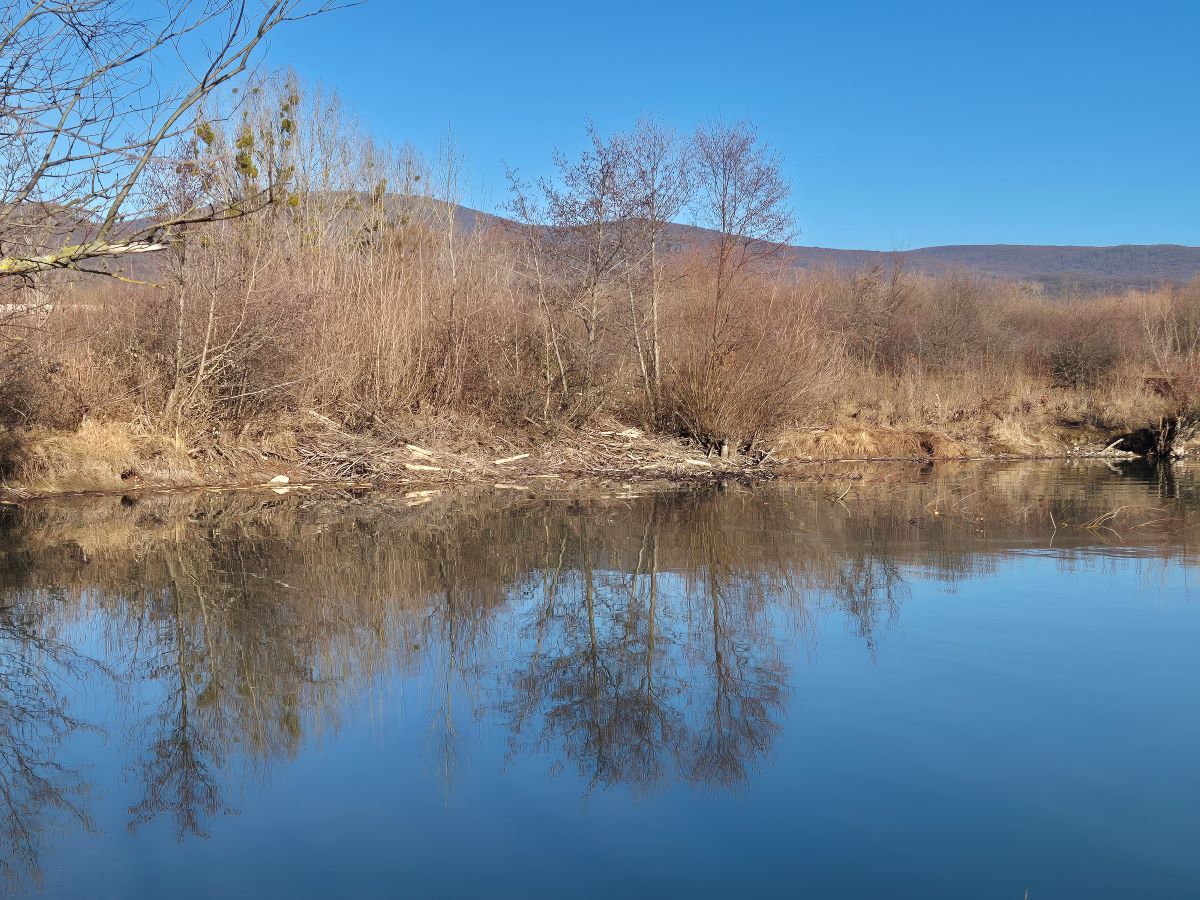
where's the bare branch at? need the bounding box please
[0,1,344,279]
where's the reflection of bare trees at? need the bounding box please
[125,592,232,840]
[503,517,693,795]
[0,462,1194,877]
[690,568,788,791]
[825,556,907,655]
[126,665,226,840]
[501,497,794,794]
[0,591,99,883]
[122,548,316,839]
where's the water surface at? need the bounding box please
[1,461,1197,898]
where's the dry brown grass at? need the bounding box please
[775,425,972,461]
[770,356,1182,461]
[0,421,196,494]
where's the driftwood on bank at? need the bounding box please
[290,417,787,487]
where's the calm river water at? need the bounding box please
[0,461,1197,898]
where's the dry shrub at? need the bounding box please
[822,262,911,369]
[0,361,63,429]
[300,216,522,425]
[900,271,1006,371]
[10,244,1197,469]
[1139,284,1200,449]
[1046,322,1121,389]
[663,271,841,452]
[822,266,1008,374]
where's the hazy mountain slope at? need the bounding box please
[898,243,1200,292]
[660,221,1200,293]
[74,200,1200,294]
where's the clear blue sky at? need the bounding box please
[263,0,1198,250]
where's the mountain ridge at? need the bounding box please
[94,199,1200,295]
[451,203,1200,294]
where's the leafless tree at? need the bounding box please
[508,121,646,417]
[621,117,692,422]
[668,122,803,455]
[691,120,792,346]
[0,0,343,283]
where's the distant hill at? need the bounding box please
[650,221,1200,294]
[782,242,1200,294]
[91,199,1200,295]
[453,205,1200,294]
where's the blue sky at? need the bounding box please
[262,0,1197,250]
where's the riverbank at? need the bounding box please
[2,414,1189,501]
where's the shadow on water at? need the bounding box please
[0,459,1196,887]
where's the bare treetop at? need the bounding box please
[692,120,792,262]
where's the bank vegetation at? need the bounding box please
[2,61,1198,495]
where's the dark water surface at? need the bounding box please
[1,461,1198,898]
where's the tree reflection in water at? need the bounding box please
[0,579,99,884]
[0,461,1195,882]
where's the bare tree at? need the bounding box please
[621,117,691,422]
[0,0,343,283]
[670,121,798,456]
[691,120,792,346]
[507,121,643,417]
